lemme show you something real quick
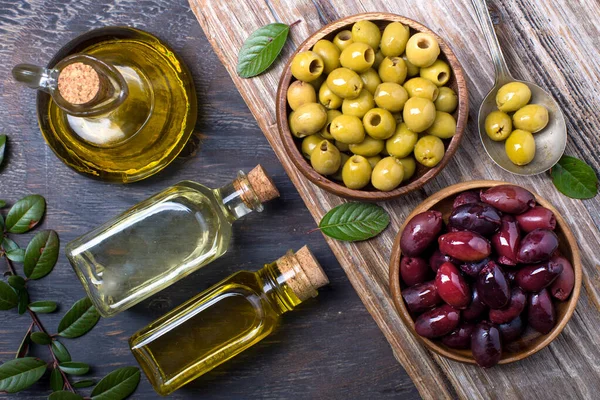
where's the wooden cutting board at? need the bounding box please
[189,0,600,398]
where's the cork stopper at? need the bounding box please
[276,246,329,301]
[57,62,100,104]
[247,165,279,203]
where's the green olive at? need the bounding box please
[340,42,375,73]
[398,156,416,181]
[373,50,384,70]
[287,80,317,111]
[333,30,354,51]
[419,60,451,86]
[371,156,404,191]
[435,87,458,113]
[335,140,350,152]
[378,56,407,84]
[485,110,512,141]
[380,22,410,57]
[319,82,343,109]
[330,114,365,144]
[301,134,325,159]
[330,152,351,182]
[359,68,382,95]
[311,140,341,175]
[342,89,375,118]
[288,103,328,138]
[290,51,324,82]
[426,111,456,139]
[505,129,535,166]
[363,108,397,140]
[326,67,364,99]
[403,77,439,101]
[351,20,382,51]
[366,155,382,169]
[513,104,549,133]
[349,136,385,157]
[386,122,418,158]
[373,82,408,112]
[342,155,372,189]
[312,39,341,74]
[496,82,531,112]
[308,74,326,92]
[405,33,440,68]
[402,54,419,77]
[414,135,445,167]
[403,97,436,132]
[320,109,342,140]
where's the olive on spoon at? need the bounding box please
[471,0,566,175]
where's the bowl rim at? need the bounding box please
[388,180,582,365]
[276,12,469,201]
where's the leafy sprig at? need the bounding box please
[315,203,390,241]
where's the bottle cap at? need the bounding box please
[57,62,100,104]
[276,246,329,301]
[247,165,279,203]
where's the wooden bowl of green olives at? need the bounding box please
[276,13,468,201]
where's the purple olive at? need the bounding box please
[515,206,556,232]
[506,270,517,285]
[400,256,431,286]
[463,286,488,321]
[471,321,502,368]
[460,258,491,277]
[498,316,524,343]
[517,229,559,264]
[515,260,563,292]
[402,281,442,314]
[480,185,536,214]
[414,304,460,338]
[400,211,443,256]
[489,287,526,324]
[476,261,510,309]
[453,191,481,209]
[550,254,575,301]
[491,215,521,266]
[429,249,459,273]
[441,322,475,349]
[435,262,471,309]
[448,202,501,236]
[438,231,491,262]
[528,288,556,334]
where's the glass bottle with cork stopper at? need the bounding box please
[66,165,280,318]
[129,245,329,396]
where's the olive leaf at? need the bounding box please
[59,362,89,376]
[17,288,29,315]
[91,367,140,400]
[51,341,71,363]
[551,155,598,199]
[24,230,59,280]
[15,330,30,359]
[318,202,390,241]
[50,367,64,392]
[49,391,84,400]
[8,275,26,290]
[0,281,18,310]
[58,297,100,338]
[72,379,95,388]
[6,248,25,263]
[237,22,290,78]
[5,195,45,234]
[0,134,6,168]
[2,238,19,252]
[0,213,3,231]
[0,200,6,208]
[0,357,47,393]
[30,332,52,345]
[29,300,58,313]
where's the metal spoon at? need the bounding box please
[471,0,566,175]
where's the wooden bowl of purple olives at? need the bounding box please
[389,181,581,367]
[276,12,468,201]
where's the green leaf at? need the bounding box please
[8,275,26,290]
[318,202,390,241]
[2,238,19,252]
[0,200,6,208]
[51,341,71,363]
[50,367,64,392]
[30,331,52,345]
[91,367,140,400]
[72,379,95,388]
[6,248,25,263]
[49,391,84,400]
[29,300,58,313]
[551,155,598,199]
[17,288,29,315]
[58,297,100,338]
[59,362,89,376]
[0,281,18,310]
[0,134,6,168]
[0,213,3,231]
[24,230,59,280]
[5,195,45,233]
[0,357,46,393]
[15,331,30,358]
[237,23,290,78]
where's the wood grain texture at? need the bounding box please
[0,0,417,399]
[189,0,600,398]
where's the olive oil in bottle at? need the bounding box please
[65,165,279,318]
[129,246,329,396]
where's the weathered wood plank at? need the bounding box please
[190,0,600,398]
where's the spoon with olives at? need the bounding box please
[471,0,566,175]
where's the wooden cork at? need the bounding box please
[247,164,280,203]
[276,246,329,301]
[57,62,100,104]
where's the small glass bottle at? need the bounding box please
[66,165,279,318]
[129,246,329,396]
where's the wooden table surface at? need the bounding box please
[0,0,418,399]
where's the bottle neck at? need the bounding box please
[216,171,264,222]
[257,262,303,315]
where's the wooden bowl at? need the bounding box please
[276,13,469,201]
[389,180,582,365]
